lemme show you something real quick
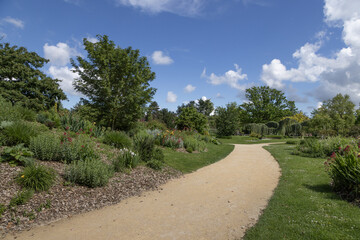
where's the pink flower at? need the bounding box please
[81,145,84,148]
[64,132,67,135]
[89,128,93,132]
[67,137,72,142]
[65,126,69,130]
[330,152,336,158]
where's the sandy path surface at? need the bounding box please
[5,144,281,240]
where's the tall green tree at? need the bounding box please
[71,35,156,130]
[0,43,66,111]
[311,94,355,136]
[240,86,297,123]
[146,101,160,121]
[197,98,214,116]
[176,107,207,134]
[215,102,242,136]
[158,108,176,129]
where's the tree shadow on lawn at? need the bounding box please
[303,183,342,200]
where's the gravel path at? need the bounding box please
[4,144,281,240]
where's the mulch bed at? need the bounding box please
[0,161,182,238]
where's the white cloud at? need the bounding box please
[201,96,207,101]
[151,51,174,65]
[202,64,248,90]
[317,102,323,109]
[260,0,360,103]
[48,66,82,96]
[184,84,196,93]
[166,91,177,103]
[115,0,204,16]
[43,42,79,66]
[86,37,98,43]
[2,17,24,29]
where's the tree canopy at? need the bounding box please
[0,42,67,111]
[71,35,156,130]
[311,94,355,136]
[215,102,242,136]
[240,86,297,123]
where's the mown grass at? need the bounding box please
[219,136,287,144]
[243,144,360,240]
[163,143,234,173]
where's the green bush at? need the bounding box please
[0,97,36,122]
[146,159,163,170]
[65,158,113,188]
[17,165,56,192]
[1,144,34,166]
[325,148,360,199]
[112,149,139,172]
[30,134,62,161]
[183,136,206,152]
[60,113,86,132]
[265,121,279,129]
[9,189,34,207]
[103,131,132,149]
[146,120,167,131]
[295,137,357,158]
[286,139,298,145]
[2,121,46,146]
[133,132,156,162]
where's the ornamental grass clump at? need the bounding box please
[325,144,360,200]
[17,165,56,192]
[30,134,62,161]
[183,136,206,153]
[102,131,132,149]
[112,148,139,172]
[65,158,113,188]
[2,121,45,146]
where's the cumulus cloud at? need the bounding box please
[2,17,24,29]
[201,96,207,101]
[166,91,177,103]
[184,84,196,93]
[151,51,174,65]
[48,66,82,96]
[261,0,360,104]
[115,0,204,16]
[44,42,79,66]
[86,37,99,43]
[202,64,248,90]
[216,93,224,99]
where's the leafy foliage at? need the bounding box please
[240,86,298,123]
[325,145,360,200]
[215,102,242,136]
[311,94,355,136]
[17,165,56,192]
[112,149,139,172]
[30,134,62,161]
[103,131,132,149]
[65,158,113,188]
[71,35,156,130]
[9,189,34,207]
[2,121,45,146]
[133,132,156,162]
[1,144,34,166]
[0,42,66,111]
[176,107,208,134]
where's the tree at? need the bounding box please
[281,111,309,123]
[176,107,207,134]
[0,43,67,111]
[240,86,297,123]
[311,93,355,136]
[158,108,177,129]
[146,101,160,121]
[215,102,242,136]
[177,101,196,115]
[197,98,214,116]
[71,35,156,130]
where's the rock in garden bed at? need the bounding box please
[0,161,182,237]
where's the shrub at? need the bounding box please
[325,147,360,199]
[65,158,113,188]
[1,144,34,166]
[152,147,165,162]
[265,121,279,129]
[112,149,139,172]
[2,121,44,146]
[146,159,163,170]
[133,132,156,162]
[103,131,132,149]
[249,132,262,139]
[183,136,206,152]
[286,139,298,145]
[9,189,34,207]
[17,165,56,191]
[30,134,62,161]
[60,113,86,133]
[145,120,167,131]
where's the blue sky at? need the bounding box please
[1,0,360,115]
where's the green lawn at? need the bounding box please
[219,136,287,144]
[163,143,234,173]
[244,144,360,240]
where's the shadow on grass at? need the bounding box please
[303,183,341,200]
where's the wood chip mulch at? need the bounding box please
[0,161,182,238]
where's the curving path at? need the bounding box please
[5,144,281,240]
